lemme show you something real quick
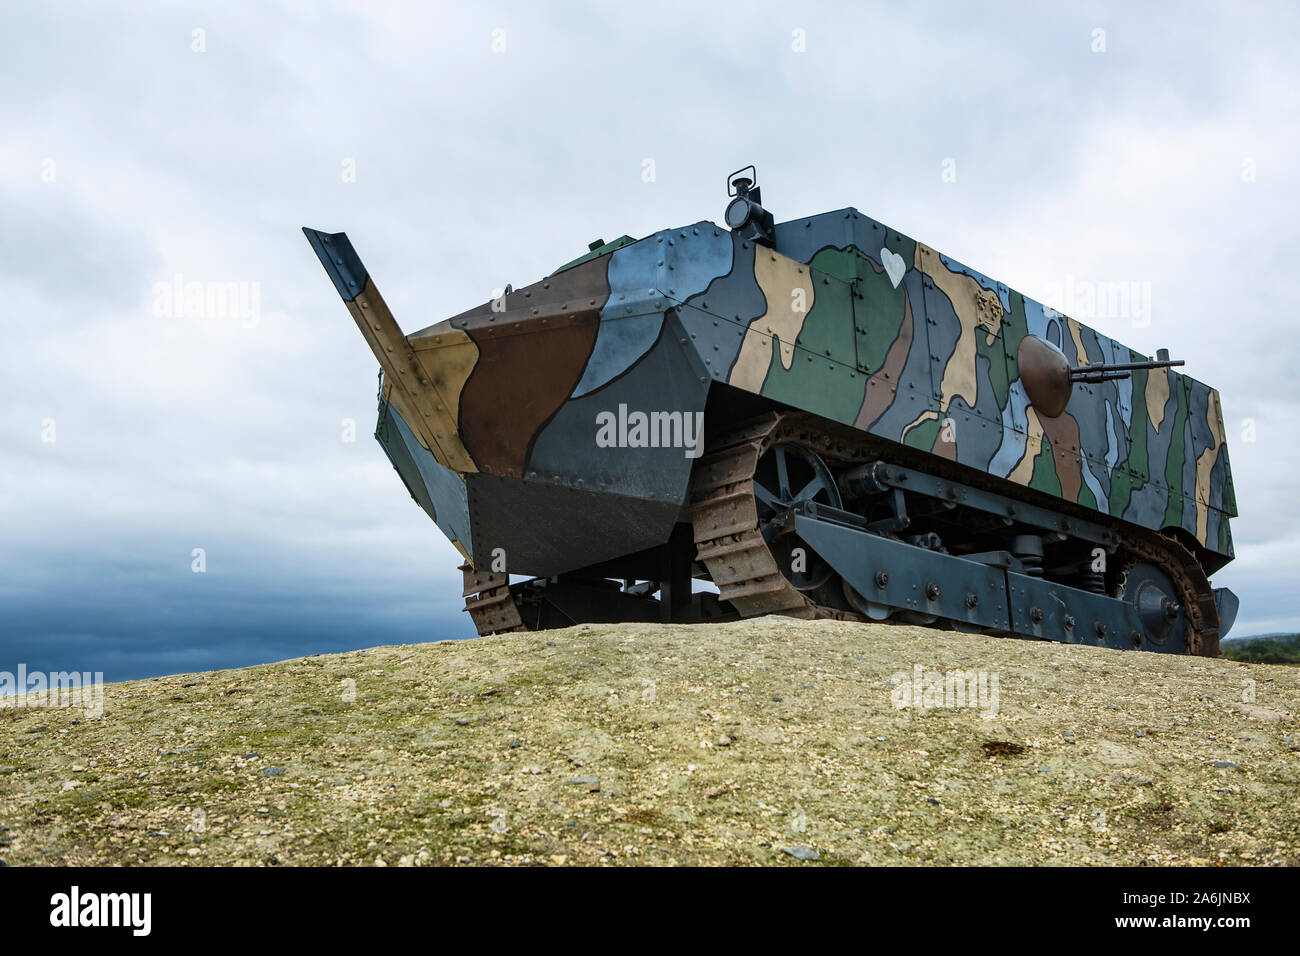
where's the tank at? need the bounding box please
[305,167,1239,655]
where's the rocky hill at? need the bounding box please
[1,618,1297,866]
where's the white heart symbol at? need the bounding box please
[881,246,905,289]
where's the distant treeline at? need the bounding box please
[1220,633,1300,665]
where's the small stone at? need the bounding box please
[509,740,521,749]
[568,776,600,792]
[454,718,469,726]
[263,767,286,777]
[438,800,452,808]
[1210,761,1244,771]
[242,753,260,760]
[781,845,820,862]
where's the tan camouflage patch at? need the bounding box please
[1207,388,1226,448]
[408,320,481,473]
[900,409,940,443]
[1194,390,1227,544]
[1067,317,1090,366]
[1008,407,1046,486]
[1146,367,1171,433]
[914,244,1002,411]
[730,251,816,393]
[345,278,478,474]
[1195,445,1220,544]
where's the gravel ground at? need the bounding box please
[1,617,1297,866]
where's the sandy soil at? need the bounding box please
[1,617,1296,866]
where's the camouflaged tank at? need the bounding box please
[305,168,1239,655]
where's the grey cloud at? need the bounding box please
[2,0,1296,682]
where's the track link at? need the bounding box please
[689,413,861,622]
[460,564,525,635]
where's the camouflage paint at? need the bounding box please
[308,206,1235,577]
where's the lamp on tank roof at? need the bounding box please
[724,165,775,247]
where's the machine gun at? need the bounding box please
[1070,348,1185,384]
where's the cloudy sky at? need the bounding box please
[2,1,1296,682]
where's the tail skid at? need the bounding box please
[303,227,474,473]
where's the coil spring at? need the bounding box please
[1015,553,1044,576]
[1080,570,1105,594]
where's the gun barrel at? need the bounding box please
[1119,359,1183,372]
[1075,359,1185,374]
[1069,358,1185,383]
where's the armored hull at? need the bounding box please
[305,172,1239,653]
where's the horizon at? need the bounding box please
[4,1,1297,683]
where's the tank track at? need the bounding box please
[1120,533,1221,656]
[460,564,525,635]
[688,412,862,622]
[688,411,1222,656]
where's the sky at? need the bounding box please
[2,1,1297,682]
